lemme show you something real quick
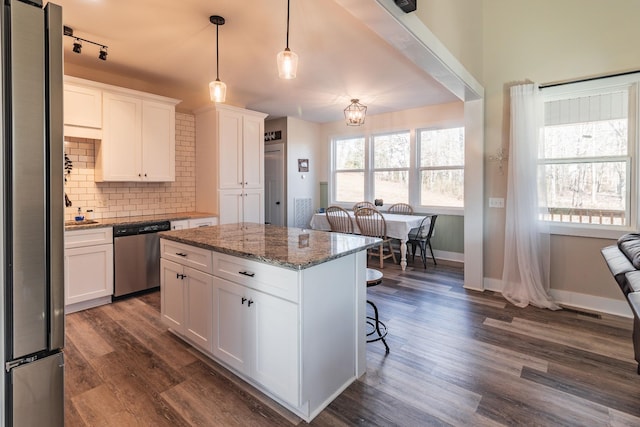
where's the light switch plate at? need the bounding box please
[489,197,504,208]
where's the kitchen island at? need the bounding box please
[158,223,380,422]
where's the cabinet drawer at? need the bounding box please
[213,253,298,303]
[65,227,113,249]
[161,239,213,274]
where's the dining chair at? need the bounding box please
[406,214,438,268]
[353,201,376,211]
[354,207,397,268]
[325,206,353,234]
[387,203,413,215]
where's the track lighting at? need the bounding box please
[72,39,81,54]
[63,26,108,62]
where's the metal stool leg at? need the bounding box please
[366,299,389,354]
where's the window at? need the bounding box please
[539,82,633,228]
[372,132,410,204]
[333,137,365,203]
[331,127,464,211]
[417,127,465,208]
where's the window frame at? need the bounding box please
[539,74,639,239]
[416,126,465,210]
[329,125,465,215]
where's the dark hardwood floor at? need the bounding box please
[64,261,640,426]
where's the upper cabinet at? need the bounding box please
[63,76,180,182]
[195,104,267,223]
[63,80,102,139]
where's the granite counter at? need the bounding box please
[158,222,380,270]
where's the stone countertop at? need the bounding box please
[159,223,381,271]
[64,212,216,231]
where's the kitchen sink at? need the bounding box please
[65,219,100,226]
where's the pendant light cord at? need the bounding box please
[216,23,220,80]
[286,0,290,49]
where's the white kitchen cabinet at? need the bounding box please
[96,93,176,182]
[63,78,102,139]
[212,273,299,406]
[160,258,213,352]
[64,227,114,313]
[170,220,189,231]
[188,216,218,228]
[94,89,178,182]
[218,189,264,224]
[195,104,267,224]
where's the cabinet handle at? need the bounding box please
[176,273,187,280]
[138,173,142,177]
[241,297,247,305]
[176,252,187,257]
[239,271,255,277]
[144,173,147,177]
[247,299,254,307]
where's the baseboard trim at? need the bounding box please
[481,277,632,318]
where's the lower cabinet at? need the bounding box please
[160,258,213,352]
[212,276,299,406]
[64,227,114,313]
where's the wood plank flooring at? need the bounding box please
[64,261,640,426]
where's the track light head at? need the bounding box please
[98,47,107,61]
[72,39,82,54]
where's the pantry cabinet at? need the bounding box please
[195,104,267,224]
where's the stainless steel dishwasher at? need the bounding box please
[113,221,171,298]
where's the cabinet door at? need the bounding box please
[63,83,102,129]
[64,243,114,306]
[184,267,213,352]
[217,109,243,189]
[160,259,184,331]
[142,100,175,182]
[99,92,142,181]
[212,277,251,374]
[243,189,264,224]
[252,290,299,406]
[242,114,264,189]
[219,190,243,225]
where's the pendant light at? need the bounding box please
[277,0,298,79]
[209,15,227,103]
[344,99,367,126]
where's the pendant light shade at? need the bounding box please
[277,48,298,80]
[209,79,227,104]
[209,15,226,103]
[277,0,298,79]
[344,99,367,126]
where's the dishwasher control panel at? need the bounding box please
[113,221,171,237]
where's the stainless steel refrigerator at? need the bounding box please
[1,0,64,426]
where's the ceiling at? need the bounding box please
[48,0,460,123]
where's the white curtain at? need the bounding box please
[501,83,560,310]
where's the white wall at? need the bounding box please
[286,117,322,227]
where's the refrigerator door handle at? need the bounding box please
[45,2,64,351]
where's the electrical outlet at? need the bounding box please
[489,197,504,208]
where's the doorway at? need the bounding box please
[264,143,285,226]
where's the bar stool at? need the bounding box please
[366,268,389,353]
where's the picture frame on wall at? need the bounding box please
[298,158,309,172]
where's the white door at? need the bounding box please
[184,267,214,352]
[212,277,251,374]
[142,100,175,181]
[264,143,285,226]
[243,189,264,224]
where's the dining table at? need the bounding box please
[309,211,428,270]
